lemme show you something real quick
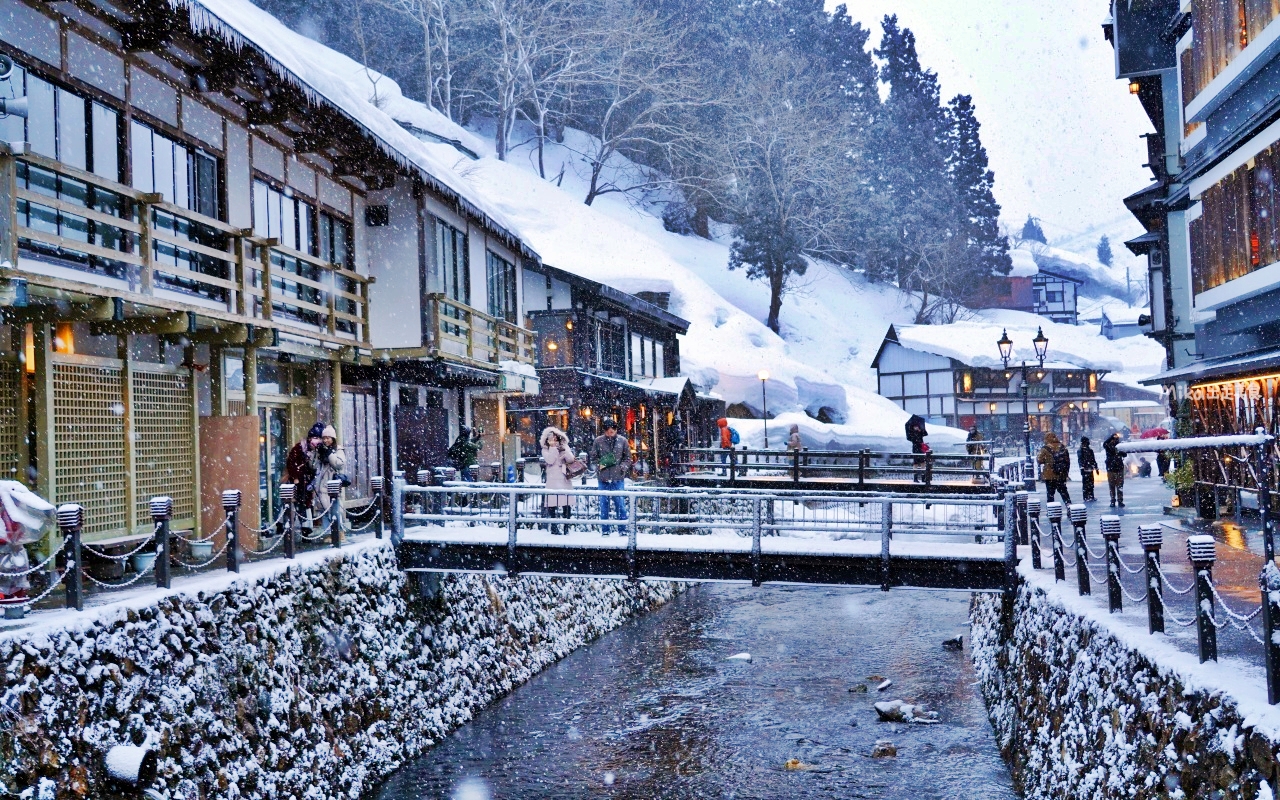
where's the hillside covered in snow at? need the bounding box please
[228,0,1165,448]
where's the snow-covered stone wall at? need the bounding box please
[972,585,1278,800]
[0,542,682,798]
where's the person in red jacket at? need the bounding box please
[717,417,733,475]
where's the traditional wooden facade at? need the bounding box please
[509,264,699,475]
[0,0,538,542]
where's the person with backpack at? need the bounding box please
[1077,436,1099,502]
[1104,432,1126,508]
[716,417,739,475]
[1037,432,1072,504]
[589,418,631,534]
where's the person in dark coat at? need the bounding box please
[1156,447,1171,478]
[589,418,631,533]
[1104,432,1126,507]
[905,414,928,481]
[1036,432,1072,504]
[447,426,483,476]
[283,422,326,525]
[966,426,986,475]
[1077,436,1099,502]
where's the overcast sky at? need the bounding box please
[833,0,1155,249]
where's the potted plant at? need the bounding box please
[1165,458,1194,511]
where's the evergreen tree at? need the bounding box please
[944,93,1011,281]
[1097,234,1114,266]
[1021,214,1047,244]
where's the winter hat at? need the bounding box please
[308,422,326,439]
[789,424,799,434]
[1044,432,1060,447]
[603,417,618,430]
[321,425,337,440]
[1080,436,1090,444]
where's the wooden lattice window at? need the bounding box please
[131,368,195,525]
[0,361,20,481]
[53,360,126,537]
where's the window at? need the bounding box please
[7,66,120,180]
[485,251,517,322]
[1046,290,1064,303]
[251,178,313,252]
[596,320,626,377]
[654,341,664,378]
[319,212,351,267]
[631,332,644,378]
[434,217,469,303]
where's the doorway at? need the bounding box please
[258,405,291,525]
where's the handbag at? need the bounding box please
[565,456,587,478]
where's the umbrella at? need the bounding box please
[1140,427,1169,439]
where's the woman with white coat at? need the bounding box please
[540,426,576,534]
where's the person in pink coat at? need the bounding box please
[541,426,576,534]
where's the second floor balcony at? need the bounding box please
[3,146,371,347]
[423,294,536,368]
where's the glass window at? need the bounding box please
[631,332,643,378]
[26,74,55,159]
[319,212,351,266]
[485,251,516,322]
[57,88,86,171]
[253,178,314,253]
[193,152,217,217]
[435,217,469,303]
[130,120,153,193]
[654,342,664,378]
[91,102,119,181]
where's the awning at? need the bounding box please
[1139,349,1280,385]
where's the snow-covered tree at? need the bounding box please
[1021,214,1048,244]
[1097,234,1114,266]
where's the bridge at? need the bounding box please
[390,481,1016,592]
[670,448,995,495]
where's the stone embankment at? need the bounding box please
[0,541,681,798]
[972,584,1280,800]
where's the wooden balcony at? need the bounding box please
[0,147,371,347]
[424,293,536,367]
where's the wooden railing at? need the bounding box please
[425,293,536,366]
[3,148,370,346]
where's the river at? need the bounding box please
[373,583,1017,800]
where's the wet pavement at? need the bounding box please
[1021,474,1270,669]
[371,584,1016,800]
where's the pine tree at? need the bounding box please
[944,93,1011,283]
[1021,214,1047,244]
[1097,234,1114,266]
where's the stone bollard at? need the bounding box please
[1101,515,1122,613]
[370,476,385,539]
[56,504,84,611]
[1069,503,1090,596]
[1026,497,1042,565]
[150,496,172,589]
[1046,501,1063,578]
[1138,523,1164,634]
[280,483,297,559]
[1015,491,1029,549]
[222,489,241,573]
[1188,534,1217,663]
[327,479,344,548]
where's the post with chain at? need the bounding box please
[1014,491,1029,549]
[1138,524,1164,634]
[1256,430,1280,704]
[1002,492,1017,632]
[280,483,297,559]
[150,496,172,589]
[1049,502,1066,582]
[1188,534,1217,663]
[751,498,763,588]
[326,479,343,548]
[507,489,518,577]
[369,476,384,539]
[222,489,241,573]
[1101,515,1122,613]
[880,500,893,592]
[792,447,801,484]
[57,504,84,611]
[1025,497,1040,549]
[627,495,639,581]
[391,477,405,546]
[729,448,737,484]
[1069,503,1090,596]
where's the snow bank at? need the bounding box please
[0,542,681,798]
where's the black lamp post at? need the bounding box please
[998,327,1049,490]
[758,370,770,448]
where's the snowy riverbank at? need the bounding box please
[0,542,682,798]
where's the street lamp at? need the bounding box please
[997,327,1049,490]
[758,370,770,448]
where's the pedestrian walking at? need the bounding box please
[1037,432,1072,504]
[1104,432,1126,508]
[540,426,576,534]
[966,426,986,476]
[787,424,803,451]
[589,418,631,534]
[447,426,482,477]
[1078,436,1098,501]
[905,414,928,482]
[284,422,325,531]
[1156,446,1170,478]
[717,417,736,474]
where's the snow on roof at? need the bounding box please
[1102,305,1145,325]
[1008,247,1038,277]
[170,0,534,259]
[888,309,1167,387]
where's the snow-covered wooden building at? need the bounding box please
[0,0,542,543]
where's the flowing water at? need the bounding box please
[373,583,1017,800]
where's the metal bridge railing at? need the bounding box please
[672,447,995,487]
